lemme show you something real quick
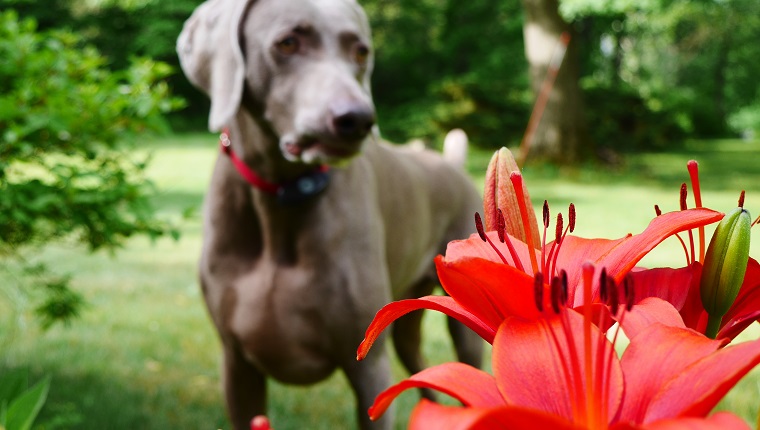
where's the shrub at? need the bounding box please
[0,10,182,328]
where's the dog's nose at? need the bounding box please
[331,105,375,141]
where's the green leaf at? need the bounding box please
[0,370,29,408]
[5,375,50,430]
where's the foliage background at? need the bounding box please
[6,0,760,152]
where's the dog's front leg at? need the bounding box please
[222,342,266,430]
[342,349,393,430]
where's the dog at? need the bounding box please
[177,0,483,428]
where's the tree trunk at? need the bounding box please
[521,0,592,164]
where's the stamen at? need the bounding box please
[673,232,693,266]
[475,212,487,241]
[581,262,595,427]
[560,270,569,305]
[607,276,619,316]
[753,215,760,227]
[534,273,544,312]
[510,172,540,274]
[568,203,576,232]
[624,274,635,311]
[594,302,611,427]
[599,267,608,303]
[550,276,562,314]
[678,183,696,262]
[687,160,706,262]
[542,201,550,276]
[474,212,509,264]
[555,213,564,244]
[654,205,662,216]
[497,209,526,272]
[739,190,746,208]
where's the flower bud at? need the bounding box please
[700,206,752,337]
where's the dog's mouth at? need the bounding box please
[281,135,363,164]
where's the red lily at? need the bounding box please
[619,161,760,340]
[623,257,760,340]
[365,265,760,430]
[356,150,722,357]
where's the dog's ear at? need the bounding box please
[177,0,252,132]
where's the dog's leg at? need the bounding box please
[447,317,484,367]
[222,343,267,430]
[342,349,394,430]
[391,309,437,400]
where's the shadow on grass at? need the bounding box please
[622,140,760,192]
[0,363,229,430]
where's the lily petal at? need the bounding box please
[493,312,624,422]
[612,412,751,430]
[643,337,760,423]
[719,257,760,339]
[619,297,687,338]
[444,231,534,269]
[556,209,723,304]
[617,322,726,423]
[435,255,541,328]
[629,265,697,310]
[357,295,495,361]
[368,362,503,420]
[409,400,586,430]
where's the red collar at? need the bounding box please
[219,129,330,204]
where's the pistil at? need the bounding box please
[680,183,696,263]
[687,160,706,262]
[510,172,540,275]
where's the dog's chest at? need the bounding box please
[222,261,355,383]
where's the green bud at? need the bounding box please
[700,206,752,338]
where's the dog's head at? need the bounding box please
[177,0,376,165]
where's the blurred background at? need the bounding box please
[1,0,759,428]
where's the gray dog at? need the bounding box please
[177,0,482,428]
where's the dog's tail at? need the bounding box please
[442,128,469,169]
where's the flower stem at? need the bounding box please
[705,314,723,339]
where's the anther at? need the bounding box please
[680,183,688,211]
[560,270,568,305]
[607,276,619,315]
[654,205,662,216]
[534,273,544,312]
[475,212,487,242]
[555,213,564,243]
[568,203,576,232]
[550,275,562,314]
[599,267,608,303]
[624,274,635,311]
[543,200,550,229]
[738,190,746,209]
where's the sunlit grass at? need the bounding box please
[2,135,759,429]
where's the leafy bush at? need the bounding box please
[0,10,182,328]
[728,104,760,139]
[582,81,687,152]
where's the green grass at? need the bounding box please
[2,135,760,429]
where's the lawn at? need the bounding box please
[2,134,760,429]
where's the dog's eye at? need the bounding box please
[276,36,299,55]
[354,45,369,66]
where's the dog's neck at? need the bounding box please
[217,105,331,264]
